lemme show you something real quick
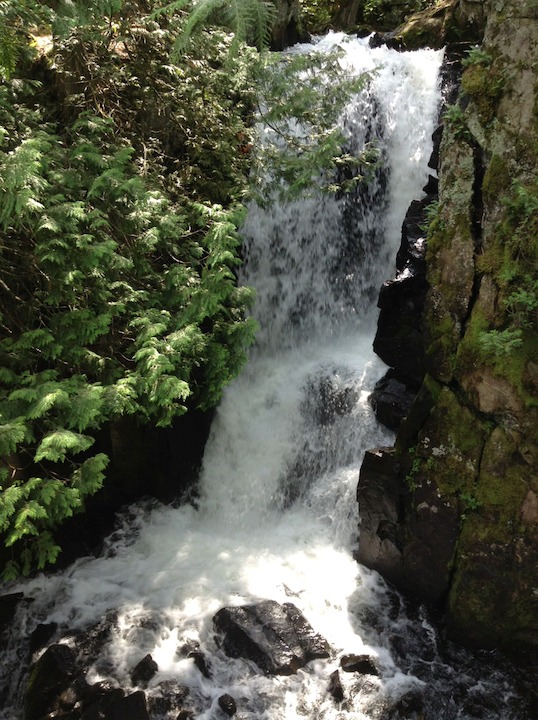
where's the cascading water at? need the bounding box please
[0,34,533,720]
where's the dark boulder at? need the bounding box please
[340,654,379,676]
[177,711,194,720]
[369,370,418,430]
[24,643,78,720]
[0,592,25,636]
[327,670,344,702]
[175,640,211,678]
[356,448,405,586]
[189,650,211,679]
[130,654,158,686]
[218,693,237,716]
[213,600,330,675]
[374,271,429,385]
[357,445,461,606]
[392,689,425,717]
[30,623,58,655]
[82,689,150,720]
[148,681,189,717]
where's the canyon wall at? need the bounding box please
[358,0,538,654]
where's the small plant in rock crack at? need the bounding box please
[462,46,493,68]
[443,103,471,140]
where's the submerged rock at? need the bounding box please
[213,600,330,675]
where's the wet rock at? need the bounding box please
[30,623,58,654]
[81,688,125,720]
[218,693,237,716]
[356,447,405,585]
[176,711,194,720]
[176,638,200,658]
[175,638,211,677]
[396,198,431,273]
[213,600,330,675]
[130,654,158,686]
[392,689,425,717]
[148,681,189,716]
[25,643,78,720]
[369,370,418,430]
[70,611,117,667]
[77,680,123,707]
[374,271,429,386]
[189,650,211,678]
[0,593,26,636]
[82,689,149,720]
[327,670,345,702]
[340,654,379,676]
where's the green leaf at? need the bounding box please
[34,430,95,463]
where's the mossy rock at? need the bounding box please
[387,0,485,50]
[413,386,487,495]
[482,153,510,203]
[423,288,459,382]
[446,537,538,650]
[461,61,505,125]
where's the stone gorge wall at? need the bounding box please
[358,0,538,654]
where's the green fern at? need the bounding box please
[155,0,276,53]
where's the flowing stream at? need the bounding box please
[0,34,533,720]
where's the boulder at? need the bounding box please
[340,654,379,676]
[30,623,58,655]
[213,600,330,675]
[373,270,429,386]
[218,694,237,716]
[0,593,25,637]
[327,670,344,702]
[82,689,150,720]
[24,643,78,720]
[369,370,418,430]
[356,448,405,586]
[130,654,158,686]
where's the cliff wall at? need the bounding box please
[358,0,538,654]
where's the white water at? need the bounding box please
[1,35,445,719]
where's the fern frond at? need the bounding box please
[173,0,226,54]
[150,0,190,19]
[170,0,275,54]
[220,0,275,50]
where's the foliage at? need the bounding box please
[461,46,493,68]
[0,0,52,79]
[153,0,276,54]
[251,46,376,202]
[299,0,339,33]
[0,6,259,578]
[477,328,523,358]
[477,180,538,366]
[363,0,428,25]
[0,2,378,578]
[442,103,471,140]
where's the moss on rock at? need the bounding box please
[447,426,538,650]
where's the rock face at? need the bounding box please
[213,600,330,675]
[383,0,487,49]
[271,0,309,49]
[359,0,538,654]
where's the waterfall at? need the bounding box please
[0,34,531,720]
